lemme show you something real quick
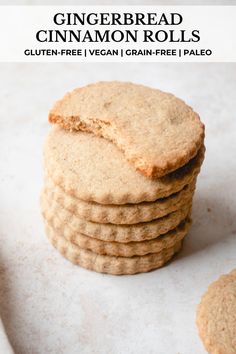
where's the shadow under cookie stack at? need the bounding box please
[41,82,205,275]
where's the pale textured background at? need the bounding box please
[1,0,236,5]
[0,62,236,354]
[0,1,236,353]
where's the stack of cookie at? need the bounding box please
[41,82,205,275]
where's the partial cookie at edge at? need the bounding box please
[196,269,236,354]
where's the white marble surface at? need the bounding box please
[0,63,236,354]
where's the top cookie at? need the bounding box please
[49,81,204,178]
[197,269,236,354]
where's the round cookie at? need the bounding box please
[41,191,191,242]
[45,223,184,275]
[196,269,236,354]
[49,81,204,178]
[44,217,191,257]
[44,126,205,204]
[44,175,196,224]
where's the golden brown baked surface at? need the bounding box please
[44,126,204,204]
[44,175,196,224]
[45,223,184,275]
[197,269,236,354]
[41,190,191,242]
[49,81,204,178]
[43,217,191,257]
